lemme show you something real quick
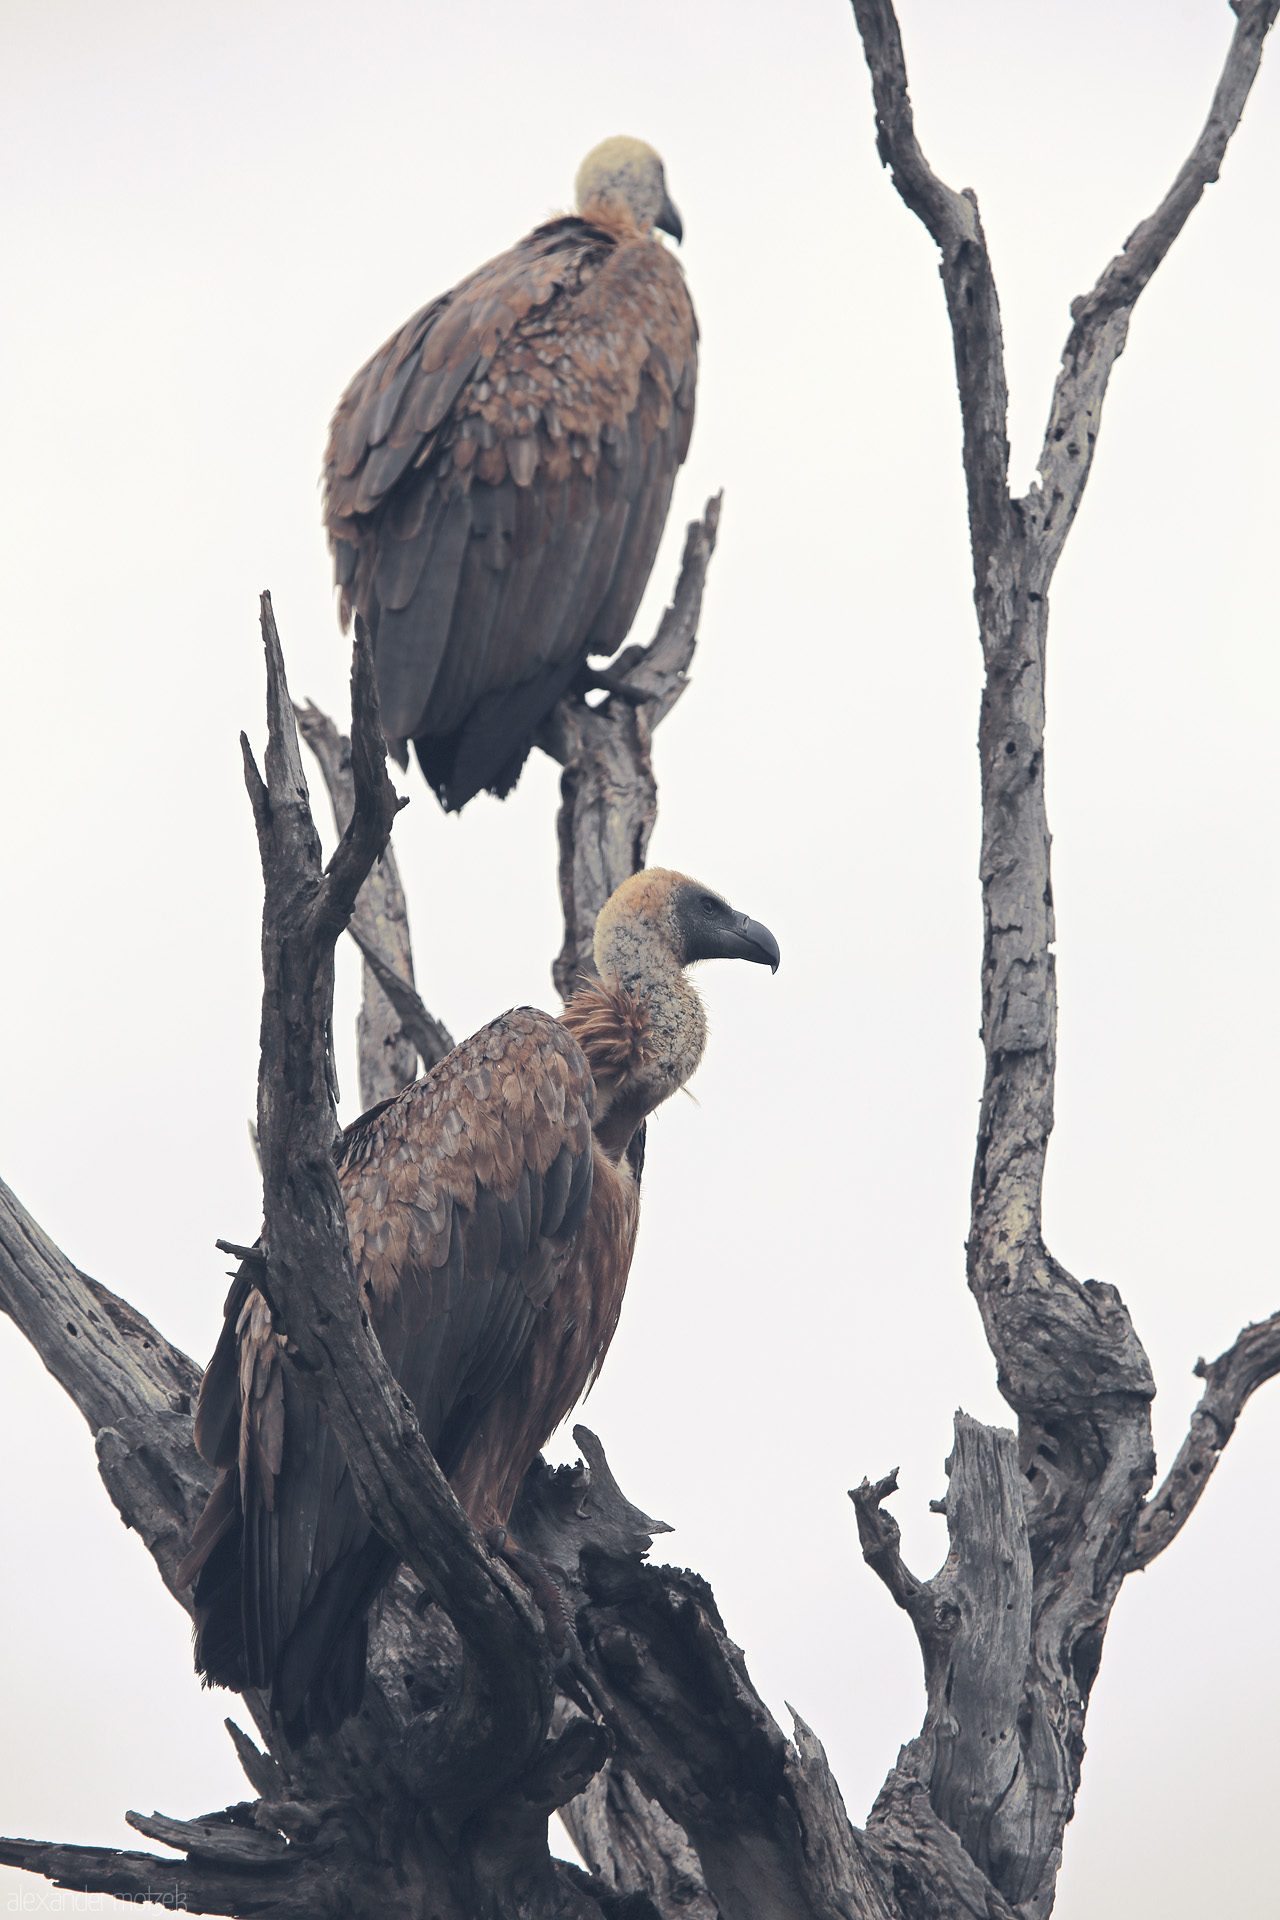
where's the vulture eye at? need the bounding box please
[700,896,720,916]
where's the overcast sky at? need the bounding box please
[1,2,1276,1914]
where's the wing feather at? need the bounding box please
[373,490,472,740]
[185,1006,596,1737]
[322,215,698,809]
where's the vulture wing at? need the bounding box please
[323,214,698,810]
[183,1008,596,1737]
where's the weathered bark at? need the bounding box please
[560,1762,718,1920]
[1128,1309,1280,1570]
[0,1177,213,1605]
[844,2,1280,1914]
[514,1430,894,1920]
[852,1425,1033,1906]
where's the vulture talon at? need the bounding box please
[485,1528,571,1656]
[182,870,778,1737]
[554,1652,599,1722]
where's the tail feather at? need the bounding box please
[183,1460,397,1736]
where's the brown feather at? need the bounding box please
[181,874,737,1738]
[322,210,697,811]
[184,1008,604,1735]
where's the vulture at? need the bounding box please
[322,137,698,812]
[180,870,778,1737]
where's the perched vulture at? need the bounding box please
[322,137,698,811]
[180,870,778,1737]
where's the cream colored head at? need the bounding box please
[587,868,779,1125]
[593,869,780,993]
[574,137,683,242]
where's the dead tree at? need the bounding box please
[1,5,1277,1915]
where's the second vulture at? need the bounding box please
[180,870,777,1737]
[322,137,698,812]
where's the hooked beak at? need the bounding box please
[717,912,780,973]
[656,190,683,245]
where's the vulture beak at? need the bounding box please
[656,190,683,245]
[729,913,781,973]
[678,887,781,973]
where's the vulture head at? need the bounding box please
[581,870,778,1142]
[575,136,684,243]
[594,868,780,981]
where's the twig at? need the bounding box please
[849,1470,932,1625]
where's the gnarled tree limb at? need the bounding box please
[848,2,1278,1913]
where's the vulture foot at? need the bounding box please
[573,662,646,706]
[484,1526,572,1656]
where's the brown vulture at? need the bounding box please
[322,137,698,812]
[180,870,778,1737]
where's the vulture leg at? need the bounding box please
[483,1525,571,1656]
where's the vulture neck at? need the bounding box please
[578,196,648,242]
[563,941,706,1162]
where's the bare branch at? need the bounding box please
[849,1469,933,1627]
[849,1,1013,594]
[0,1834,304,1920]
[1028,0,1280,574]
[125,1809,288,1868]
[542,496,721,1000]
[296,695,449,1104]
[0,1175,211,1602]
[1130,1311,1280,1571]
[346,922,455,1073]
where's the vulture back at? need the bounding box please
[323,213,697,810]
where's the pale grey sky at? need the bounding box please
[1,2,1276,1914]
